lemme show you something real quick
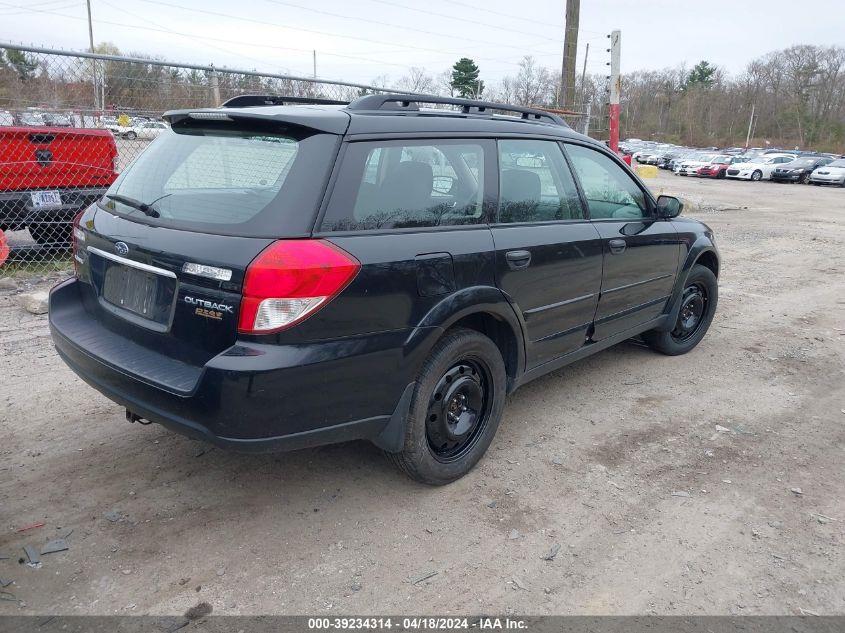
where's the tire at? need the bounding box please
[751,170,762,182]
[124,131,137,140]
[800,172,810,184]
[642,264,718,356]
[29,221,72,246]
[386,327,506,485]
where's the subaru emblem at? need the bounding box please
[114,241,129,256]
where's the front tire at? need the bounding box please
[751,170,762,182]
[386,327,506,485]
[124,131,137,140]
[643,264,718,356]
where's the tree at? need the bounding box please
[398,67,434,94]
[685,60,717,89]
[4,49,38,81]
[450,58,483,98]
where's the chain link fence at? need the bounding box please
[0,43,399,279]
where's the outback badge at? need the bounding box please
[184,295,234,321]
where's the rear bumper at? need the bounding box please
[0,187,107,230]
[49,278,424,453]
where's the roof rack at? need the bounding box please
[347,94,568,127]
[221,95,349,108]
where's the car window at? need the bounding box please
[320,140,485,232]
[101,124,337,237]
[496,139,583,223]
[565,143,648,220]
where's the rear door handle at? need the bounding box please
[608,238,627,254]
[505,249,532,270]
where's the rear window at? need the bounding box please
[99,123,338,237]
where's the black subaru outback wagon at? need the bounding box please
[49,94,719,485]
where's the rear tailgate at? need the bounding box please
[0,126,117,191]
[58,111,345,392]
[75,210,272,372]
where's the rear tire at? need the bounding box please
[386,327,506,485]
[124,131,137,140]
[643,264,718,356]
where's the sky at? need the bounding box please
[0,0,842,87]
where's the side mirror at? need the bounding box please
[656,195,683,218]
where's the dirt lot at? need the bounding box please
[1,172,843,616]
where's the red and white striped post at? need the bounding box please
[608,29,621,152]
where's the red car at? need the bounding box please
[1,124,118,246]
[697,156,734,179]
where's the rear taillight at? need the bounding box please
[71,210,85,275]
[238,239,360,334]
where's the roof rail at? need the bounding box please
[347,94,568,127]
[221,95,349,108]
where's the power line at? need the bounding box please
[133,0,557,67]
[261,0,561,54]
[362,0,565,45]
[0,1,417,72]
[441,0,605,36]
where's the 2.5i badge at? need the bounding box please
[184,295,234,321]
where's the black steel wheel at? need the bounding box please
[643,264,718,356]
[670,282,708,344]
[425,358,491,462]
[387,327,506,485]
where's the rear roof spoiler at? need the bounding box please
[221,95,349,108]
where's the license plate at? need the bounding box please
[30,190,62,209]
[103,264,160,319]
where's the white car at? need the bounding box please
[108,120,169,140]
[808,158,845,186]
[675,153,718,176]
[725,154,795,181]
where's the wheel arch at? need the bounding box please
[405,286,527,392]
[654,240,720,333]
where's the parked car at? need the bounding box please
[676,153,718,176]
[0,124,118,245]
[0,110,14,126]
[48,93,720,484]
[657,153,681,169]
[697,155,736,179]
[771,156,833,183]
[17,112,46,126]
[107,121,169,140]
[725,154,795,181]
[41,113,74,127]
[808,158,845,186]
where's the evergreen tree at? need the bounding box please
[450,58,484,98]
[684,60,716,89]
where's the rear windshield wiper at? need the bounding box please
[105,193,171,218]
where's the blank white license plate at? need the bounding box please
[30,191,62,208]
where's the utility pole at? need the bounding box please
[313,50,317,78]
[209,68,220,106]
[578,42,589,106]
[559,0,580,109]
[86,0,98,116]
[608,29,621,152]
[744,102,755,150]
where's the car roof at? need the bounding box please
[164,94,601,146]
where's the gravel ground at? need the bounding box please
[0,172,843,616]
